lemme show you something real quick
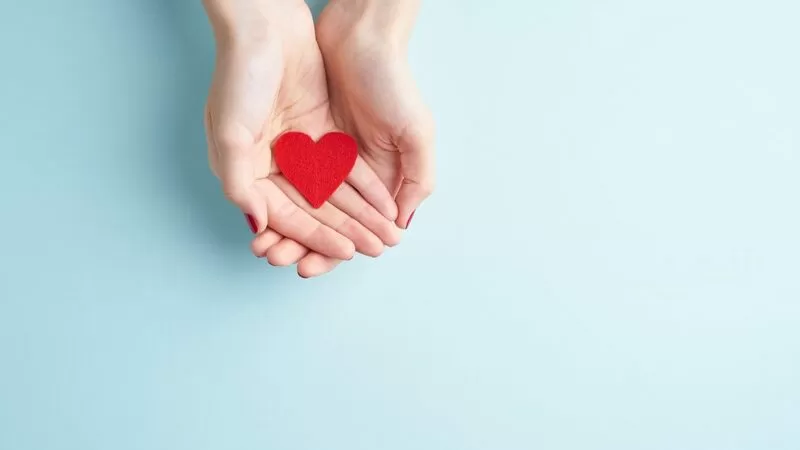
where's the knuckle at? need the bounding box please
[272,197,299,222]
[331,217,355,240]
[221,179,249,204]
[306,223,330,246]
[352,202,373,225]
[418,179,435,197]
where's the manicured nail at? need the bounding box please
[245,214,258,234]
[405,210,416,229]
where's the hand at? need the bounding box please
[318,0,436,229]
[203,0,400,265]
[250,0,435,278]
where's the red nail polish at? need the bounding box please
[406,210,416,229]
[245,214,258,234]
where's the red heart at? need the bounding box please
[272,131,358,208]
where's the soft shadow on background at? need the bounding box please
[157,0,244,259]
[155,0,326,268]
[143,0,297,287]
[2,0,800,449]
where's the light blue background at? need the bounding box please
[1,1,799,449]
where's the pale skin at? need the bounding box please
[203,0,435,277]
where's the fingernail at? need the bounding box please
[405,210,416,229]
[245,214,258,234]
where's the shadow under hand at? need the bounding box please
[148,0,261,272]
[141,0,335,283]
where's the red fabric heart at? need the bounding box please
[272,131,358,208]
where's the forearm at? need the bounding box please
[203,0,308,44]
[321,0,420,44]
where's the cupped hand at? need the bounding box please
[317,0,436,229]
[250,0,436,278]
[203,0,400,264]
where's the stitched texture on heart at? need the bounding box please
[272,131,358,208]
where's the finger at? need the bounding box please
[395,120,436,229]
[270,175,385,257]
[297,252,343,278]
[347,157,398,221]
[329,182,402,247]
[250,228,283,257]
[266,239,309,267]
[256,180,355,260]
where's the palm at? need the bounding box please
[208,9,333,183]
[317,9,435,229]
[325,48,409,194]
[205,2,406,277]
[207,4,405,267]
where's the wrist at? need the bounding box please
[319,0,420,49]
[203,0,308,46]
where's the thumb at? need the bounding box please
[204,47,280,235]
[210,120,270,234]
[394,121,436,229]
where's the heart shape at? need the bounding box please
[272,131,358,208]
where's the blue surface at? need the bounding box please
[1,1,799,449]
